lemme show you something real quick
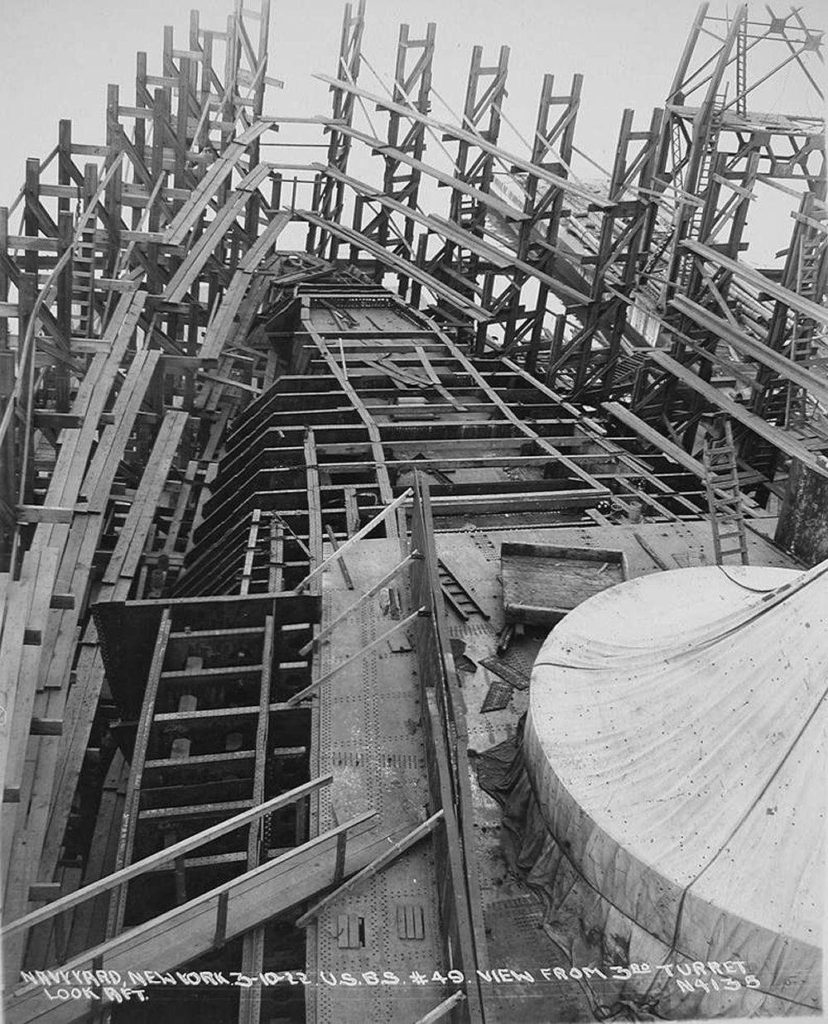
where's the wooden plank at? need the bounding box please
[162,460,199,558]
[319,164,514,270]
[199,271,253,364]
[38,632,106,883]
[0,549,59,805]
[602,401,715,480]
[34,291,148,523]
[671,294,828,406]
[237,209,290,272]
[683,240,828,329]
[320,123,530,222]
[5,814,395,1024]
[3,775,335,939]
[268,520,284,591]
[239,508,262,595]
[292,488,412,594]
[295,810,443,926]
[413,992,467,1024]
[1,531,89,902]
[239,611,274,1015]
[433,325,608,493]
[102,410,189,583]
[298,552,418,657]
[144,750,256,768]
[633,530,672,570]
[310,75,610,209]
[305,321,397,514]
[647,349,828,477]
[409,481,488,1022]
[16,506,73,525]
[164,120,275,244]
[85,350,164,511]
[304,431,323,593]
[344,486,359,536]
[63,751,129,958]
[323,523,354,589]
[593,399,761,524]
[165,164,272,302]
[38,411,189,884]
[297,211,490,322]
[286,606,427,706]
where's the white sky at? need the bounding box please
[0,0,825,262]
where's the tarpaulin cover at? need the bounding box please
[512,562,824,1018]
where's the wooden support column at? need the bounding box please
[77,163,98,337]
[15,275,37,527]
[104,84,123,279]
[308,0,366,259]
[0,207,15,557]
[240,508,261,594]
[198,25,214,156]
[0,205,8,353]
[148,88,170,294]
[238,612,274,1024]
[55,210,73,412]
[134,52,148,183]
[174,51,192,199]
[304,430,323,595]
[268,518,284,591]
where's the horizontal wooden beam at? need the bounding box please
[28,883,61,903]
[30,718,62,735]
[16,505,74,524]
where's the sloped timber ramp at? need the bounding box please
[524,562,824,1014]
[5,814,402,1024]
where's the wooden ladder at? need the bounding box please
[702,415,749,565]
[786,205,826,427]
[437,558,489,620]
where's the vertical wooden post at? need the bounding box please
[55,210,73,411]
[199,30,214,156]
[105,84,123,279]
[0,206,9,351]
[14,274,38,571]
[79,163,99,337]
[148,89,169,295]
[57,120,73,218]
